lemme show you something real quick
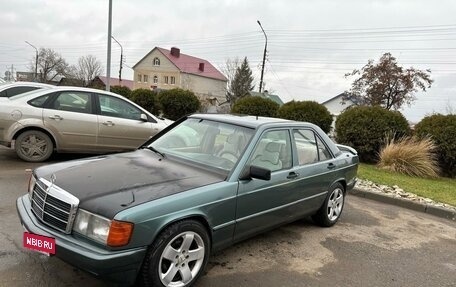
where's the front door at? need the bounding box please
[96,94,158,151]
[234,129,297,242]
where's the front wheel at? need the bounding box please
[139,220,210,287]
[15,130,54,162]
[312,182,345,227]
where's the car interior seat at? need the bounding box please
[219,133,241,162]
[251,141,283,171]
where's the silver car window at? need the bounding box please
[98,94,142,121]
[52,92,92,114]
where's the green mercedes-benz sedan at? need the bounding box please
[17,114,358,286]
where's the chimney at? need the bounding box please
[199,62,205,72]
[170,47,180,57]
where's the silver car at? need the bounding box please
[0,87,171,162]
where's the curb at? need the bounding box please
[350,188,456,221]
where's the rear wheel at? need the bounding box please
[139,220,210,287]
[312,182,345,227]
[15,130,54,162]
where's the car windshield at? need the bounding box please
[149,118,254,171]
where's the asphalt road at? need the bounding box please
[1,147,455,287]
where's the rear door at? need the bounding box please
[43,91,98,151]
[95,94,158,151]
[291,128,336,204]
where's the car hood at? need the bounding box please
[34,149,225,218]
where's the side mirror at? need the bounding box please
[239,165,271,181]
[140,113,148,122]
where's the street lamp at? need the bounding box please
[25,41,38,81]
[257,20,267,93]
[106,0,112,91]
[111,36,123,84]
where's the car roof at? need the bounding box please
[190,113,301,129]
[7,86,125,101]
[0,81,54,90]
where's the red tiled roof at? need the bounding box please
[97,76,134,89]
[155,47,227,81]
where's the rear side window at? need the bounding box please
[1,86,40,97]
[28,95,51,107]
[293,129,333,165]
[51,92,92,114]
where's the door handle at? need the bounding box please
[287,172,299,179]
[102,121,115,126]
[327,163,336,169]
[48,115,63,120]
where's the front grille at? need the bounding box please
[30,178,79,233]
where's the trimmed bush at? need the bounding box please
[277,101,333,133]
[335,106,410,163]
[130,88,158,114]
[415,114,456,177]
[378,137,439,178]
[158,88,200,120]
[231,96,279,117]
[110,85,132,99]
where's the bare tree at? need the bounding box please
[31,48,70,83]
[72,55,104,86]
[344,53,433,110]
[220,57,241,103]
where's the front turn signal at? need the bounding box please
[107,220,134,247]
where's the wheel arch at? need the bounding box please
[332,178,347,193]
[148,214,213,248]
[13,126,57,150]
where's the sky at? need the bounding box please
[1,0,455,122]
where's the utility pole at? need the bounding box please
[10,64,15,81]
[257,20,268,93]
[111,36,123,84]
[106,0,112,91]
[25,41,38,81]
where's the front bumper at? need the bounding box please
[16,195,147,285]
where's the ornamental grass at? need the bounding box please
[378,137,439,178]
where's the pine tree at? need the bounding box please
[227,57,254,106]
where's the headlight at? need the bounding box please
[28,174,36,199]
[73,209,134,247]
[73,209,111,244]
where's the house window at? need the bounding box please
[164,76,169,84]
[153,76,158,84]
[143,74,149,83]
[153,57,160,66]
[137,74,142,82]
[170,76,176,85]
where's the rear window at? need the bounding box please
[0,86,40,97]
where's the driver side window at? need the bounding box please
[98,94,142,121]
[249,130,292,172]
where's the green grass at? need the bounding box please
[358,163,456,206]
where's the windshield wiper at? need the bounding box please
[143,146,165,158]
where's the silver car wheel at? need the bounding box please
[159,231,205,287]
[327,187,344,221]
[15,130,53,162]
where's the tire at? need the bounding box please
[15,130,54,162]
[312,182,345,227]
[139,220,210,287]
